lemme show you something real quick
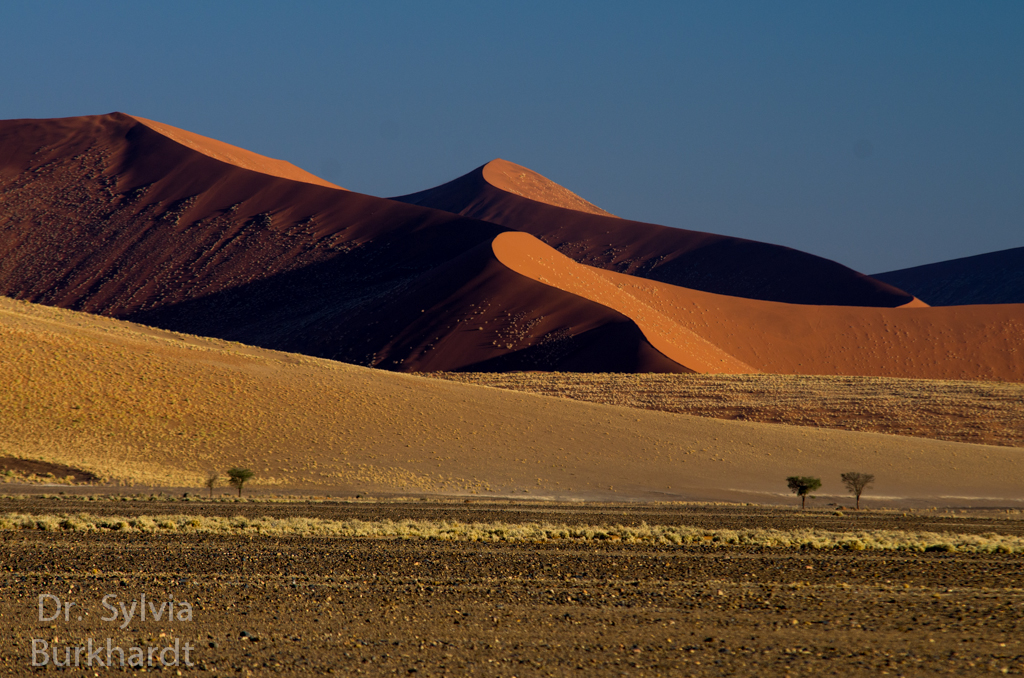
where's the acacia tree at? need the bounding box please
[841,472,875,510]
[205,473,220,498]
[227,468,254,497]
[786,476,822,509]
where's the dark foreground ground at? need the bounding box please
[1,497,1023,676]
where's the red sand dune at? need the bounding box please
[487,232,1023,381]
[481,159,615,217]
[0,113,496,317]
[492,232,753,374]
[0,113,679,372]
[583,259,1024,381]
[2,113,1017,379]
[393,159,918,308]
[129,116,345,190]
[293,236,688,373]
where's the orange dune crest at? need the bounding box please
[482,159,616,217]
[492,232,755,373]
[129,115,344,190]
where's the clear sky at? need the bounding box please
[2,1,1021,273]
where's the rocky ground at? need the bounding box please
[1,497,1023,676]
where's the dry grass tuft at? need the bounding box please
[1,511,1020,553]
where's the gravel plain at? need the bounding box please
[2,497,1023,676]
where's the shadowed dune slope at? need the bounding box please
[575,265,1024,382]
[0,114,684,371]
[393,159,917,308]
[0,112,500,319]
[874,246,1024,306]
[2,295,1022,505]
[277,236,689,373]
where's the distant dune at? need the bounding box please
[393,159,917,307]
[481,158,616,216]
[2,295,1022,506]
[875,246,1024,306]
[486,231,1023,381]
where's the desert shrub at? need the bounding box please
[227,468,254,497]
[840,472,875,509]
[786,476,822,509]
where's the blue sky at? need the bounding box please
[2,1,1021,273]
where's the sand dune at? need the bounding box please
[394,159,917,307]
[492,232,752,373]
[2,295,1022,506]
[575,265,1024,381]
[129,115,344,189]
[0,113,1014,380]
[485,232,1023,381]
[875,245,1024,306]
[0,113,689,372]
[481,158,616,216]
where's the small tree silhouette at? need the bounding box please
[787,476,822,509]
[841,472,874,510]
[205,473,220,499]
[227,468,254,497]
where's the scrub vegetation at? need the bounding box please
[2,511,1022,553]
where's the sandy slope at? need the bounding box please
[0,113,499,320]
[291,236,687,373]
[490,232,1024,381]
[393,160,918,307]
[2,295,1021,506]
[492,232,752,373]
[578,262,1024,381]
[481,158,616,216]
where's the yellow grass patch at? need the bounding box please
[1,511,1019,553]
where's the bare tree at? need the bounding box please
[841,472,874,510]
[205,473,220,499]
[786,476,821,509]
[227,468,254,497]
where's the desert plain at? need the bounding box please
[3,497,1024,676]
[1,112,1022,675]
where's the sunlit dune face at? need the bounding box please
[482,159,616,217]
[492,231,754,373]
[128,115,344,190]
[490,232,1024,382]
